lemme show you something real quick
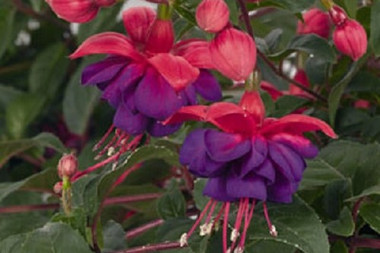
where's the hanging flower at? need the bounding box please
[329,5,367,61]
[297,8,331,39]
[70,6,222,137]
[166,90,336,252]
[46,0,116,23]
[196,0,230,33]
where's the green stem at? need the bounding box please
[157,4,172,20]
[321,0,334,10]
[61,176,72,216]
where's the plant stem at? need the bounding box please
[104,193,162,205]
[113,242,184,253]
[125,219,164,240]
[0,203,59,213]
[236,0,327,102]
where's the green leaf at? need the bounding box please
[246,240,296,253]
[346,185,380,201]
[343,0,357,18]
[272,35,336,63]
[0,132,67,168]
[299,158,345,190]
[193,178,209,210]
[0,6,15,59]
[5,93,45,139]
[328,58,365,127]
[271,95,308,117]
[102,220,127,252]
[247,197,329,253]
[0,168,59,202]
[63,59,100,135]
[370,1,380,57]
[327,207,355,236]
[29,43,69,98]
[347,71,380,94]
[0,84,23,109]
[331,240,349,253]
[360,203,380,234]
[0,223,92,253]
[261,0,315,13]
[157,184,186,219]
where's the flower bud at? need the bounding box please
[46,0,116,23]
[332,19,367,61]
[196,0,229,33]
[329,5,347,26]
[354,99,370,109]
[53,182,63,194]
[145,19,174,54]
[58,153,78,179]
[297,8,330,39]
[210,28,256,82]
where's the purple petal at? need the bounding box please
[267,172,297,203]
[270,141,306,182]
[148,120,181,137]
[113,102,148,135]
[240,136,268,177]
[270,133,319,159]
[254,159,275,184]
[226,169,267,200]
[180,129,225,177]
[268,142,295,182]
[82,56,127,85]
[203,177,237,202]
[134,68,182,120]
[205,130,251,162]
[181,85,197,105]
[102,63,145,108]
[193,70,222,101]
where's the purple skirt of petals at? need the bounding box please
[81,56,222,137]
[180,129,319,203]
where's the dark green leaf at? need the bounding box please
[247,197,329,253]
[359,203,380,234]
[0,6,15,59]
[246,240,296,253]
[0,84,23,108]
[262,0,315,13]
[102,220,127,252]
[347,71,380,94]
[327,207,355,236]
[193,178,209,210]
[157,185,186,219]
[63,59,100,135]
[5,93,45,138]
[29,43,69,98]
[370,1,380,56]
[0,132,67,168]
[271,95,308,117]
[0,223,92,253]
[331,240,349,253]
[328,58,365,127]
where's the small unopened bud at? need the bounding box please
[53,182,62,194]
[196,0,230,33]
[179,233,188,247]
[58,153,78,179]
[269,225,278,237]
[329,5,347,26]
[297,8,330,39]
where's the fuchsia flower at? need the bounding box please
[329,5,367,61]
[46,0,116,23]
[196,0,230,33]
[70,7,221,137]
[297,8,331,39]
[166,90,336,252]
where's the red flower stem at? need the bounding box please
[0,193,161,214]
[11,0,69,30]
[112,242,183,253]
[236,0,327,102]
[91,164,142,253]
[350,238,380,250]
[125,219,164,240]
[352,197,365,223]
[0,203,59,213]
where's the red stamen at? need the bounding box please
[93,124,115,151]
[263,202,277,237]
[211,203,226,231]
[187,199,214,238]
[238,199,256,250]
[223,202,230,253]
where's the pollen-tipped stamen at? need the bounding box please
[187,199,214,239]
[237,199,256,250]
[93,124,115,151]
[263,202,278,237]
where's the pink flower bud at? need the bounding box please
[145,19,174,54]
[354,99,370,109]
[46,0,116,23]
[297,8,330,39]
[196,0,229,33]
[210,28,256,81]
[122,7,156,44]
[329,5,347,26]
[58,153,78,179]
[333,19,367,61]
[53,182,63,194]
